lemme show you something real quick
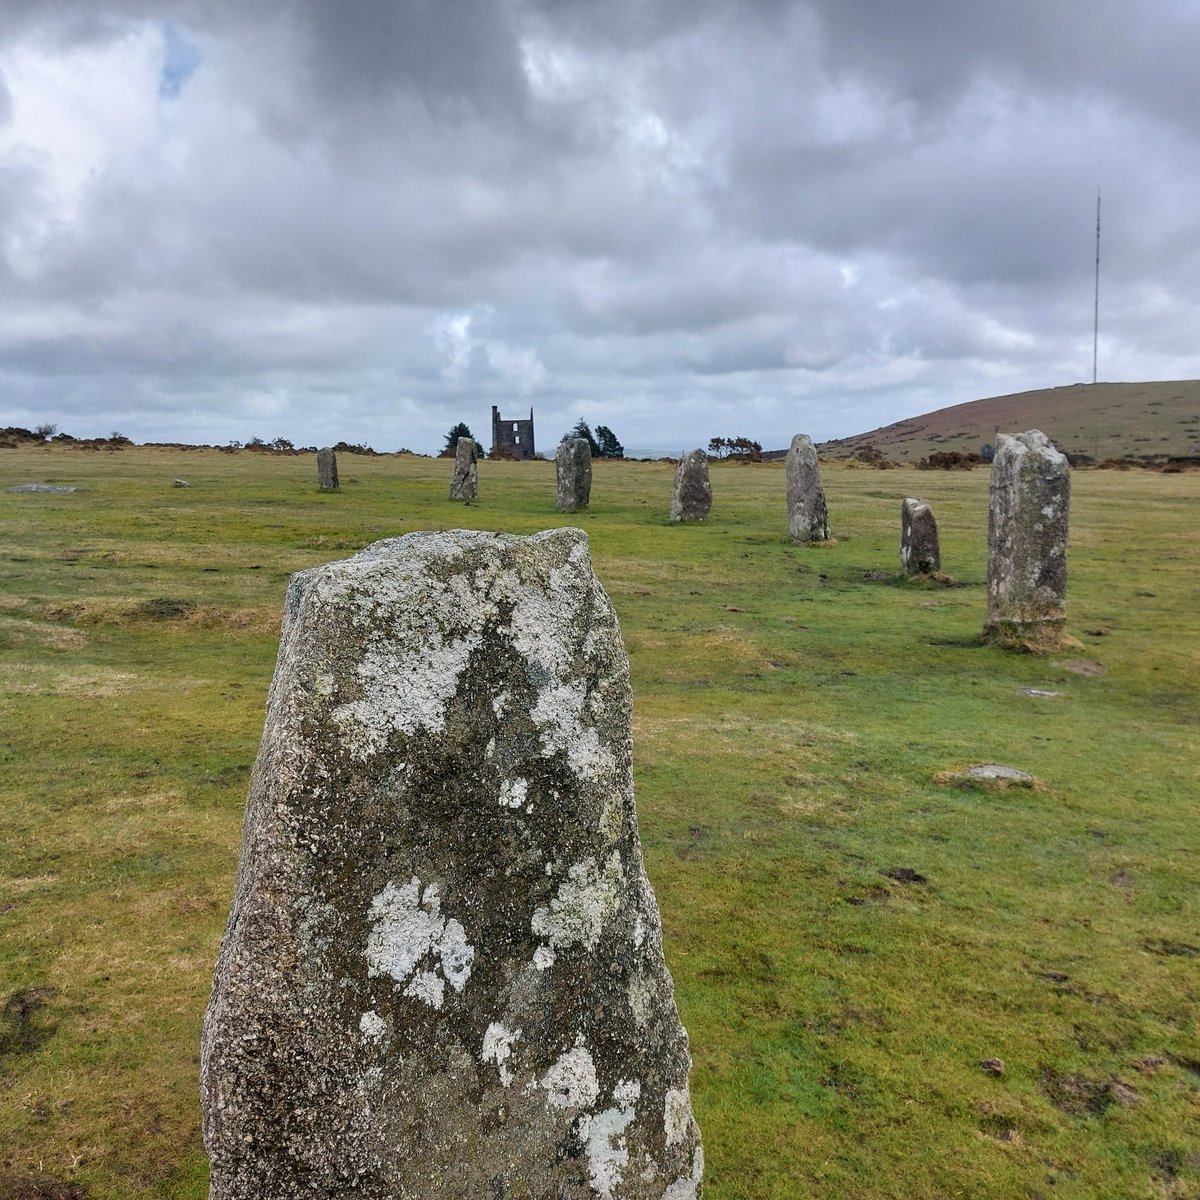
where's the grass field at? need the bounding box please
[1,446,1197,1199]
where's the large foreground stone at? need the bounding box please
[448,437,479,500]
[556,438,592,512]
[785,435,830,542]
[668,450,711,523]
[317,447,339,492]
[900,498,940,574]
[201,529,703,1199]
[983,430,1070,649]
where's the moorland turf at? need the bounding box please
[0,446,1196,1199]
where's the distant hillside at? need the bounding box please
[819,381,1200,463]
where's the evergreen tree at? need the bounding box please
[442,422,475,457]
[561,419,601,456]
[595,425,624,459]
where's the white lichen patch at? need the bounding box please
[540,1042,600,1110]
[586,1082,641,1199]
[365,878,474,1009]
[482,1022,522,1086]
[532,852,624,955]
[499,777,528,809]
[664,1086,694,1147]
[627,973,654,1027]
[359,1010,386,1041]
[533,944,556,971]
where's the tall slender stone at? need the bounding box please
[448,437,479,501]
[900,497,940,574]
[317,447,339,492]
[556,438,592,513]
[785,435,830,542]
[201,529,703,1200]
[984,430,1070,649]
[669,450,712,523]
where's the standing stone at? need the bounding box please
[201,529,703,1200]
[668,450,711,523]
[556,438,592,513]
[900,497,940,574]
[317,447,339,492]
[448,436,478,501]
[984,430,1070,649]
[785,434,830,542]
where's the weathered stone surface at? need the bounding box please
[201,529,703,1199]
[900,497,940,574]
[6,483,79,493]
[984,430,1070,649]
[317,447,339,492]
[448,437,479,501]
[668,450,711,523]
[556,438,592,513]
[785,435,829,542]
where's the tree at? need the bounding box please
[442,422,476,458]
[561,419,601,456]
[707,436,762,462]
[594,425,624,459]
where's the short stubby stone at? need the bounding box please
[785,435,830,542]
[200,528,702,1199]
[448,437,479,501]
[900,497,940,574]
[556,438,592,513]
[669,450,711,523]
[966,764,1034,783]
[983,430,1070,650]
[317,447,339,492]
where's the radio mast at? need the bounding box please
[1092,189,1101,384]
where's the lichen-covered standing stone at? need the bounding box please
[556,438,593,513]
[201,529,703,1199]
[448,437,479,501]
[785,435,830,542]
[900,497,940,574]
[317,447,339,492]
[668,450,711,523]
[984,430,1070,649]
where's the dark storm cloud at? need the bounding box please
[1,0,1198,450]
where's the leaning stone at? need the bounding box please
[556,438,592,513]
[201,528,703,1200]
[983,430,1070,650]
[785,435,830,542]
[448,437,479,501]
[669,450,711,523]
[900,498,940,574]
[316,447,339,492]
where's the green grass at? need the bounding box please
[1,446,1197,1199]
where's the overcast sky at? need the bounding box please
[2,1,1199,454]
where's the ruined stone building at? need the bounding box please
[491,406,536,460]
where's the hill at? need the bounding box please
[819,380,1200,463]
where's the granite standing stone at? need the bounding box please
[556,438,593,513]
[668,450,711,523]
[201,529,703,1200]
[785,435,830,542]
[983,430,1070,649]
[448,437,479,501]
[317,447,339,492]
[900,497,940,574]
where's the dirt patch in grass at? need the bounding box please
[0,988,60,1060]
[1040,1067,1138,1115]
[1056,658,1106,677]
[0,1174,87,1200]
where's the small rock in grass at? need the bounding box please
[981,1058,1005,1076]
